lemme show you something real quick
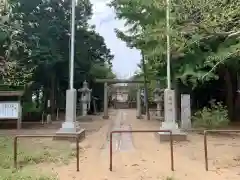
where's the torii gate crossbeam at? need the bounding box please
[95,79,149,119]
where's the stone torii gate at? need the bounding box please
[95,79,148,119]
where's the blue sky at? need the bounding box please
[89,0,141,78]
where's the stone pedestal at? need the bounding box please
[55,89,85,141]
[157,89,187,142]
[157,122,187,141]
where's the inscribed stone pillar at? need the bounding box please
[164,89,176,124]
[157,89,187,141]
[181,94,191,129]
[136,85,142,119]
[103,82,109,119]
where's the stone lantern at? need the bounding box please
[78,81,92,116]
[153,80,164,119]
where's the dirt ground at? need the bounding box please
[1,109,240,180]
[54,109,240,180]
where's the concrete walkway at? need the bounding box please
[102,110,134,152]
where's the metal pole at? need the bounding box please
[70,0,76,89]
[166,0,171,89]
[109,131,113,171]
[204,131,208,171]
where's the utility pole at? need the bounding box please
[141,52,150,120]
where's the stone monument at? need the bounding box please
[157,89,187,141]
[55,87,85,141]
[153,81,164,120]
[78,81,92,120]
[181,94,191,129]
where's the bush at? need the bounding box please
[22,102,42,114]
[192,100,229,129]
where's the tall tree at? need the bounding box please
[0,0,116,115]
[110,0,240,120]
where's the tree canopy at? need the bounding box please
[110,0,240,121]
[0,0,116,116]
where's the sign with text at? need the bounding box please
[164,89,176,123]
[0,102,20,119]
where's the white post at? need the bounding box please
[163,0,176,128]
[166,0,171,89]
[57,0,77,133]
[70,0,75,90]
[159,0,187,141]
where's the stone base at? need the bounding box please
[102,115,109,119]
[156,131,187,141]
[151,116,164,121]
[77,116,93,121]
[157,122,187,141]
[54,128,85,142]
[136,115,143,119]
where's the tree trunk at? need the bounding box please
[224,68,234,121]
[50,72,56,120]
[234,73,240,121]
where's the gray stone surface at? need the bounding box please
[102,111,134,152]
[160,89,187,141]
[57,89,77,132]
[156,131,187,141]
[54,128,85,142]
[181,94,191,129]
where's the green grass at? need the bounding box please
[0,136,76,180]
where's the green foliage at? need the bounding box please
[0,0,115,86]
[192,100,229,129]
[110,0,240,87]
[0,170,58,180]
[0,0,116,114]
[22,102,42,115]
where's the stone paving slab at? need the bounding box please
[101,110,134,152]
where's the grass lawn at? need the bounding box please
[0,136,76,180]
